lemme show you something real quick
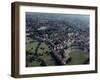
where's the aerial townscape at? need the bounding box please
[26,12,90,67]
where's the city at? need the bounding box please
[26,12,90,67]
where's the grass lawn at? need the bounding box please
[37,43,50,54]
[26,60,41,67]
[26,37,39,53]
[26,37,56,67]
[37,42,56,66]
[68,49,89,65]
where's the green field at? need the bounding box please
[26,37,56,67]
[68,49,89,65]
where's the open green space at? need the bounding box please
[68,49,89,65]
[26,37,56,67]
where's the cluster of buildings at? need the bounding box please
[26,18,89,65]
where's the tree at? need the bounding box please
[64,45,68,49]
